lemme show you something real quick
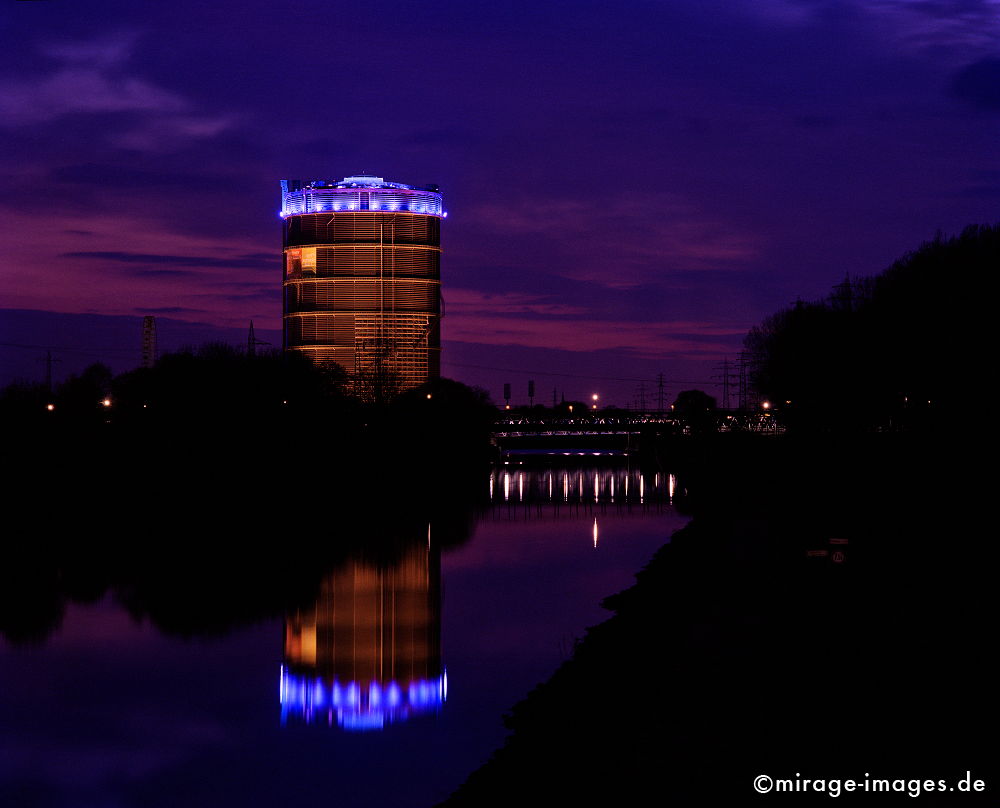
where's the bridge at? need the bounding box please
[491,414,783,460]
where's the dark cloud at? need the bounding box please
[51,162,220,188]
[125,268,197,277]
[63,251,275,269]
[904,0,999,21]
[950,57,1000,110]
[190,289,277,301]
[134,307,204,314]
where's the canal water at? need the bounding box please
[0,464,688,807]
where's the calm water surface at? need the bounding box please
[0,464,687,807]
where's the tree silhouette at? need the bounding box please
[744,223,998,431]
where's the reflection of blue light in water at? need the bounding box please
[280,667,446,731]
[387,682,402,707]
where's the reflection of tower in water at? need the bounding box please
[280,539,445,731]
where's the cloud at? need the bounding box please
[0,68,184,126]
[0,32,235,146]
[445,315,746,358]
[950,57,1000,111]
[875,1,1000,56]
[39,32,140,67]
[443,288,749,358]
[63,251,275,270]
[466,194,759,287]
[446,289,588,318]
[114,113,239,152]
[134,307,205,314]
[52,163,210,188]
[742,0,1000,59]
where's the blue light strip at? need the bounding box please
[280,188,444,218]
[279,666,447,731]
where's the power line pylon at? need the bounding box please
[635,381,647,413]
[713,358,738,410]
[247,320,270,358]
[37,350,61,392]
[737,351,753,410]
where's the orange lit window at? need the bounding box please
[301,247,316,275]
[286,249,301,277]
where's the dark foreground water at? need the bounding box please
[0,464,686,807]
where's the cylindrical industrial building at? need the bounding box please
[280,175,443,390]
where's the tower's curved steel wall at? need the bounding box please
[281,176,443,389]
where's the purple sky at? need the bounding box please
[2,0,998,405]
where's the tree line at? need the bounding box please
[744,223,997,431]
[0,342,494,433]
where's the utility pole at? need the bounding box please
[656,373,666,414]
[528,380,535,408]
[635,381,647,413]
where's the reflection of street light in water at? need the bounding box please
[593,517,598,549]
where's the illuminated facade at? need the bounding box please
[281,542,445,731]
[280,175,444,389]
